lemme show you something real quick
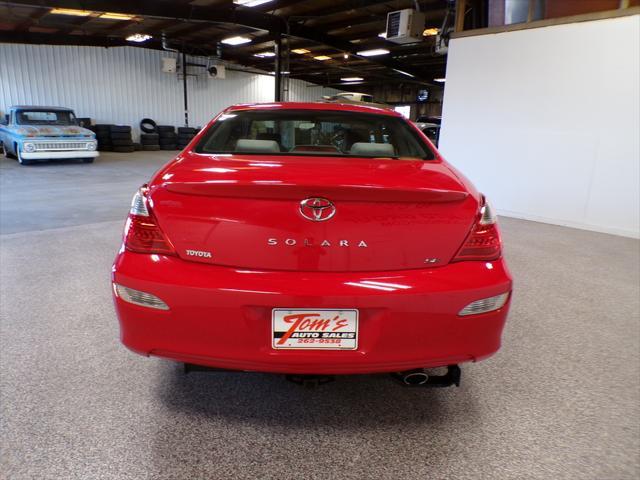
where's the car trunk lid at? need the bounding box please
[149,154,479,272]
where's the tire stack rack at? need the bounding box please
[92,118,200,154]
[139,118,160,151]
[110,125,135,153]
[158,125,178,150]
[91,124,112,151]
[177,127,199,149]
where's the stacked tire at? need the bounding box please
[77,117,92,129]
[157,125,178,150]
[92,124,113,151]
[177,127,198,149]
[110,125,135,153]
[140,118,160,151]
[140,133,160,151]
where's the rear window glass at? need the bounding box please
[196,109,434,160]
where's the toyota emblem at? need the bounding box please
[299,197,336,222]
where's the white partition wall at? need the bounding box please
[440,15,640,238]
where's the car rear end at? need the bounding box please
[112,103,512,376]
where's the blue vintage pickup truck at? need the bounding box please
[0,106,98,165]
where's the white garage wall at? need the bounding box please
[0,43,341,136]
[288,78,338,103]
[439,15,640,238]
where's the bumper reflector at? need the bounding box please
[113,283,169,310]
[458,292,509,316]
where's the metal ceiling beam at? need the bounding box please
[321,16,385,34]
[12,8,50,31]
[140,19,188,36]
[5,1,284,34]
[295,0,445,27]
[0,30,219,55]
[287,0,427,20]
[54,15,96,35]
[168,21,221,38]
[255,0,304,13]
[4,0,429,80]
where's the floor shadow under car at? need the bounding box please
[147,361,481,479]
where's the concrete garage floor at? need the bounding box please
[1,152,639,480]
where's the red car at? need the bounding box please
[112,102,512,387]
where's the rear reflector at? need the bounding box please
[130,188,149,216]
[458,292,509,316]
[113,283,169,310]
[124,186,175,255]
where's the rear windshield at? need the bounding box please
[16,110,77,126]
[196,109,434,160]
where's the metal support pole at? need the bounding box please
[527,0,536,22]
[274,34,282,102]
[182,50,189,127]
[454,0,466,32]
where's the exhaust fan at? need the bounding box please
[206,63,226,79]
[385,9,426,44]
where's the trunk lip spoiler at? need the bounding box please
[161,181,470,203]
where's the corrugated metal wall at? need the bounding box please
[287,78,339,103]
[0,43,341,138]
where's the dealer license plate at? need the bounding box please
[272,309,358,350]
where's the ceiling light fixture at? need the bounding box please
[423,28,439,36]
[233,0,274,6]
[221,36,252,46]
[254,51,275,58]
[341,77,363,82]
[433,77,446,82]
[343,53,349,59]
[50,8,93,16]
[313,55,331,61]
[292,48,310,54]
[394,69,415,78]
[99,12,135,20]
[269,71,290,75]
[357,48,389,57]
[126,34,152,43]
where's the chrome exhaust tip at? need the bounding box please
[391,365,461,388]
[401,370,429,385]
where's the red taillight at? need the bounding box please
[123,186,175,255]
[452,197,502,262]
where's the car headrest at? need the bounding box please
[235,139,281,153]
[256,132,282,144]
[350,142,395,157]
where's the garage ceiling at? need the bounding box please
[0,0,453,89]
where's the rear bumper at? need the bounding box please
[112,252,512,374]
[21,151,99,159]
